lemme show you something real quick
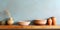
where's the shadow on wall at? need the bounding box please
[0,10,8,25]
[0,10,9,20]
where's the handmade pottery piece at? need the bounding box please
[51,16,56,25]
[18,21,30,26]
[7,17,14,25]
[34,19,47,25]
[47,18,52,25]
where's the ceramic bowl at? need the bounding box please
[34,19,47,25]
[18,21,30,26]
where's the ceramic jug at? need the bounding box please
[7,17,14,25]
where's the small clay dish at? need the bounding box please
[34,19,47,25]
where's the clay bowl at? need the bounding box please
[34,19,47,25]
[18,21,30,26]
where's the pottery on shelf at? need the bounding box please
[47,18,52,25]
[18,20,30,26]
[51,16,56,25]
[34,19,47,25]
[7,17,14,25]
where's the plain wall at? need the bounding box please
[0,0,60,25]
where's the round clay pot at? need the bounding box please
[34,19,47,25]
[51,16,56,25]
[47,18,52,25]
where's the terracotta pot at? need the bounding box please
[47,18,52,25]
[18,21,30,26]
[51,16,56,25]
[34,19,47,25]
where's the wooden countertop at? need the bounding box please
[0,25,60,29]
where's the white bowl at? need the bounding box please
[18,21,30,26]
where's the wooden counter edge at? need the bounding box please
[0,25,60,29]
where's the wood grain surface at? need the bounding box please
[0,25,60,29]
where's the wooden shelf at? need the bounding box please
[0,25,60,29]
